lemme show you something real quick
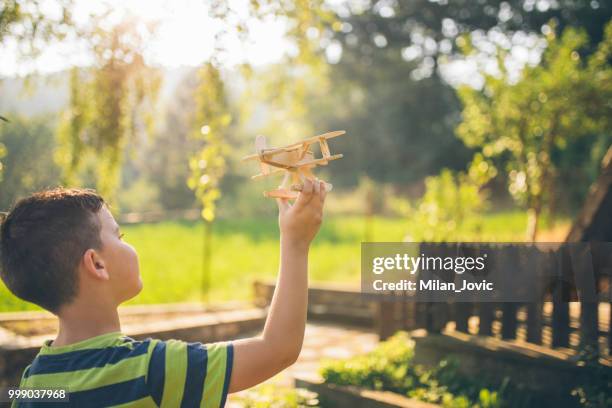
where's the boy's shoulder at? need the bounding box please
[18,333,233,407]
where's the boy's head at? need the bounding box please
[0,187,141,314]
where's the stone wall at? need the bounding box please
[295,376,440,408]
[253,280,376,326]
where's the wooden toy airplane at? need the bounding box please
[242,130,347,199]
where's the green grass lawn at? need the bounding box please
[0,211,566,312]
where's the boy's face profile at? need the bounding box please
[86,205,142,304]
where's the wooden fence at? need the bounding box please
[375,243,611,358]
[377,300,610,357]
[254,280,611,357]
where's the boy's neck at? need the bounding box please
[53,302,121,347]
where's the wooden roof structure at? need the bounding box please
[566,145,612,242]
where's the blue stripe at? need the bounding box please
[180,342,208,408]
[69,375,149,407]
[26,340,150,377]
[220,343,234,408]
[147,340,166,406]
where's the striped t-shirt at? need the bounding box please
[13,331,234,408]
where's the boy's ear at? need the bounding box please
[82,248,110,281]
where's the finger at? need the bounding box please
[294,178,314,210]
[319,180,327,204]
[313,178,321,196]
[276,197,290,213]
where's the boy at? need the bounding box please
[0,178,326,407]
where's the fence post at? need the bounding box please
[401,296,419,330]
[552,247,571,348]
[414,301,427,328]
[609,301,611,354]
[377,295,396,341]
[579,302,599,352]
[478,303,495,336]
[567,243,600,352]
[427,302,448,333]
[552,301,570,348]
[526,302,543,344]
[501,303,518,340]
[454,302,471,333]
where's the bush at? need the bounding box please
[320,332,503,408]
[320,331,416,394]
[571,345,612,408]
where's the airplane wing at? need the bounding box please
[241,130,346,162]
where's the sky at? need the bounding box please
[0,0,546,88]
[0,0,293,77]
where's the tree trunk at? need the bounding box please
[546,169,557,229]
[202,220,213,303]
[526,206,539,242]
[364,187,375,242]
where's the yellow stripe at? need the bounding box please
[20,352,149,392]
[201,342,228,408]
[161,339,187,408]
[37,332,127,355]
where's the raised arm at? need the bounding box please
[228,178,326,393]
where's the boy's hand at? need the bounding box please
[277,178,326,251]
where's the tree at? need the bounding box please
[218,1,612,191]
[188,63,232,223]
[310,40,470,187]
[1,0,75,175]
[55,14,160,205]
[236,0,338,144]
[0,0,73,56]
[405,165,494,242]
[329,0,611,69]
[0,116,62,210]
[456,21,612,241]
[187,62,232,301]
[299,0,610,188]
[144,68,200,211]
[0,120,5,182]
